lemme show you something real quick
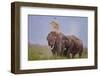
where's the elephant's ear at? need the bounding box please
[65,37,69,43]
[47,35,48,40]
[47,34,50,40]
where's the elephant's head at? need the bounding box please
[47,31,57,48]
[62,36,69,46]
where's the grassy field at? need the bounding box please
[28,44,88,61]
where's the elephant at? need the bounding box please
[63,35,83,58]
[47,31,83,58]
[47,31,65,56]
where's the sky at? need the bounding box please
[28,15,88,47]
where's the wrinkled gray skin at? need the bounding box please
[47,31,83,58]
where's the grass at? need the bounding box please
[28,44,53,60]
[28,44,88,61]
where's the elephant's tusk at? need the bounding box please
[51,46,54,50]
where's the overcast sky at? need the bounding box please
[28,15,88,47]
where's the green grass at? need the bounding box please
[28,44,88,61]
[28,44,53,60]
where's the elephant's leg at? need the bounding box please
[51,50,54,56]
[51,49,54,54]
[57,45,62,56]
[79,50,83,58]
[53,45,58,56]
[78,47,83,58]
[53,47,59,56]
[66,50,70,58]
[56,48,59,56]
[72,53,76,58]
[52,48,56,56]
[61,47,64,56]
